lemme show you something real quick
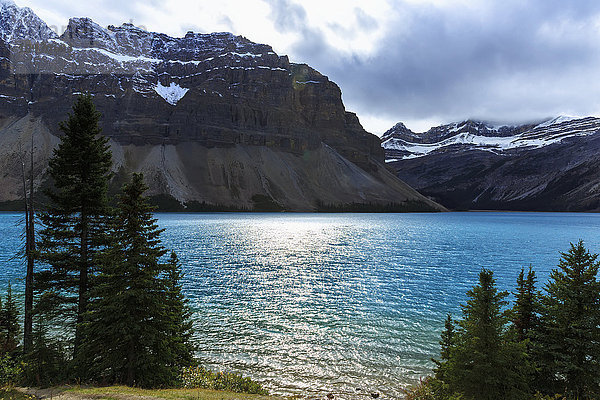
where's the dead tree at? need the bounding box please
[20,135,35,352]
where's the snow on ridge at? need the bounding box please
[384,115,600,161]
[154,82,189,106]
[535,115,583,129]
[229,51,262,58]
[71,47,161,63]
[448,120,513,133]
[383,122,600,160]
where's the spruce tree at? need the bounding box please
[0,283,20,355]
[448,269,530,400]
[433,314,455,381]
[81,173,194,387]
[512,266,540,342]
[36,94,112,354]
[430,313,456,398]
[539,240,600,399]
[162,252,195,369]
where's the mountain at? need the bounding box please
[382,116,600,211]
[0,0,57,41]
[0,2,443,212]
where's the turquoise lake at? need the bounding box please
[1,212,600,398]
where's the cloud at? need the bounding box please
[265,0,307,31]
[262,0,600,132]
[353,8,378,32]
[218,15,235,32]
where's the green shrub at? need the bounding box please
[0,355,23,386]
[403,377,437,400]
[181,366,268,395]
[402,376,464,400]
[531,394,566,400]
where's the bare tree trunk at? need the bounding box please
[24,135,35,352]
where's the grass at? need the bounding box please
[65,386,288,400]
[1,387,34,400]
[2,385,289,400]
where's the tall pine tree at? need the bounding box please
[36,94,112,355]
[80,173,194,387]
[539,240,600,399]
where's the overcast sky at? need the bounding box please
[15,0,600,134]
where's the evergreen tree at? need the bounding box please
[22,297,68,386]
[433,314,455,381]
[36,94,112,354]
[81,173,194,387]
[512,266,540,342]
[162,252,195,369]
[539,240,600,399]
[430,314,456,399]
[447,269,530,400]
[0,283,20,355]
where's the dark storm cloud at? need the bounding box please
[264,0,600,129]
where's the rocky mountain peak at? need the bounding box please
[56,16,277,65]
[389,122,411,133]
[61,17,116,50]
[381,122,417,143]
[0,0,57,42]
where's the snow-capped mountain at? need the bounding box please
[0,0,56,41]
[0,2,442,212]
[382,116,600,161]
[383,117,600,211]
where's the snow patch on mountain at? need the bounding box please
[155,82,189,105]
[72,46,162,64]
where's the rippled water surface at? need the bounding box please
[2,212,600,398]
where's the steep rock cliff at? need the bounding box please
[0,2,441,211]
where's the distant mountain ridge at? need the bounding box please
[0,1,443,211]
[382,116,599,159]
[382,116,600,211]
